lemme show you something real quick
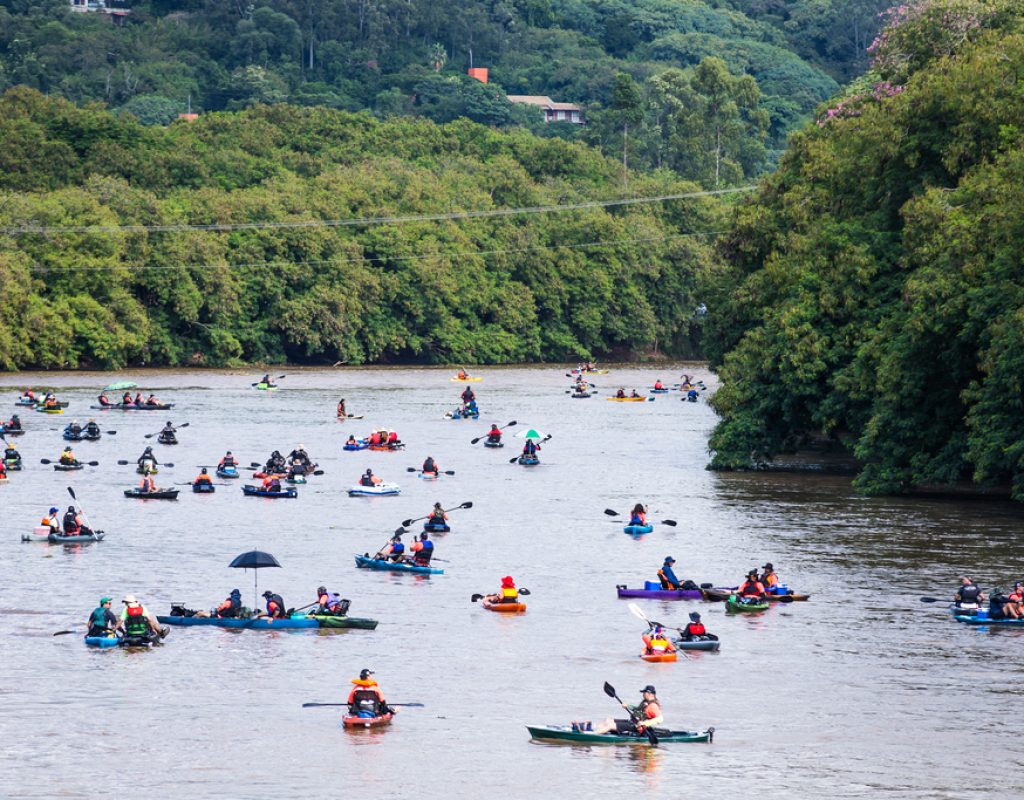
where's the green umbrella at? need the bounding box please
[103,381,137,391]
[514,428,546,440]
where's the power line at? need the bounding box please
[26,230,722,273]
[1,186,754,236]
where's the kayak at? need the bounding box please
[343,713,394,729]
[571,393,591,398]
[1,428,24,437]
[450,376,483,382]
[446,410,479,420]
[725,595,769,613]
[607,397,647,402]
[569,369,610,375]
[36,406,63,414]
[640,652,678,663]
[526,725,712,745]
[192,483,215,493]
[348,483,401,497]
[242,485,298,498]
[313,615,378,630]
[518,455,540,466]
[216,466,239,479]
[418,471,440,480]
[255,383,277,391]
[483,440,504,448]
[22,526,54,542]
[48,531,105,543]
[616,585,704,601]
[15,398,35,406]
[53,462,85,471]
[4,459,22,471]
[954,613,1024,626]
[157,435,178,445]
[343,442,369,451]
[623,524,654,535]
[423,521,450,533]
[136,464,159,475]
[158,614,378,630]
[355,554,443,575]
[287,473,307,484]
[673,638,721,652]
[124,488,179,500]
[89,403,175,411]
[368,444,404,452]
[84,635,121,648]
[650,388,670,394]
[482,599,526,613]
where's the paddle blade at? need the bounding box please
[518,588,531,596]
[918,597,943,603]
[471,594,483,602]
[775,595,795,603]
[106,430,117,435]
[67,487,77,500]
[39,459,50,464]
[461,502,473,509]
[53,630,77,636]
[444,470,455,475]
[644,726,659,746]
[312,470,324,476]
[508,456,518,463]
[604,509,619,517]
[164,463,174,468]
[407,467,417,472]
[117,460,129,465]
[627,602,650,623]
[603,681,617,699]
[506,421,517,427]
[87,461,99,466]
[661,520,677,527]
[401,519,413,528]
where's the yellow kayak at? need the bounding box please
[450,376,483,382]
[607,396,648,402]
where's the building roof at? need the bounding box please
[506,95,582,112]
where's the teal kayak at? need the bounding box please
[354,554,443,575]
[624,524,653,535]
[84,635,121,648]
[526,725,713,745]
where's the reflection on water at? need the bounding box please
[1,365,1023,798]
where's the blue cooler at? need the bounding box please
[644,581,662,591]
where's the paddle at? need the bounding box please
[470,421,517,445]
[53,630,78,636]
[302,702,424,708]
[471,589,531,602]
[251,374,286,386]
[40,459,99,466]
[626,603,695,659]
[286,602,318,616]
[67,486,97,531]
[145,422,188,439]
[603,682,657,745]
[406,467,456,476]
[117,459,174,468]
[919,596,952,603]
[401,502,473,528]
[603,508,677,526]
[508,434,551,463]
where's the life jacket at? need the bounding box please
[217,595,242,618]
[195,474,212,484]
[636,699,660,721]
[524,441,537,454]
[265,594,286,617]
[423,459,436,473]
[140,476,156,492]
[387,432,398,443]
[123,394,132,404]
[739,579,764,597]
[685,622,706,637]
[60,452,75,464]
[958,584,981,604]
[85,423,99,434]
[319,592,342,611]
[413,540,434,564]
[89,607,114,633]
[62,510,80,534]
[124,604,149,637]
[630,513,646,525]
[350,682,383,716]
[428,510,446,523]
[220,456,236,467]
[69,424,81,435]
[360,474,375,487]
[500,587,518,602]
[657,567,677,588]
[390,541,405,556]
[369,433,380,445]
[762,572,779,588]
[487,429,501,441]
[654,382,664,389]
[646,635,671,652]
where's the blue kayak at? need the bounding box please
[423,521,450,533]
[355,554,443,575]
[483,440,504,448]
[193,483,215,493]
[216,465,239,479]
[242,485,297,498]
[650,388,670,394]
[624,524,654,535]
[955,613,1024,626]
[343,442,369,451]
[84,635,121,648]
[517,455,540,466]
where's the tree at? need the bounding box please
[429,42,447,72]
[611,72,643,190]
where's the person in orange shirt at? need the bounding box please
[641,625,676,655]
[348,669,394,718]
[738,569,766,599]
[760,563,780,590]
[194,467,213,486]
[262,474,282,492]
[410,532,434,565]
[139,470,157,493]
[592,685,664,736]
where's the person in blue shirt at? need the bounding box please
[657,557,681,590]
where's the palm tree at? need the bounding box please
[429,43,447,73]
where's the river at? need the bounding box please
[1,366,1022,798]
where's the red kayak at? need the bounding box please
[342,713,394,729]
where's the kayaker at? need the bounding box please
[738,570,766,599]
[484,576,519,605]
[21,389,35,402]
[427,503,448,527]
[760,563,784,592]
[194,467,213,486]
[219,451,237,468]
[145,394,160,406]
[616,388,626,398]
[316,586,348,616]
[657,557,681,590]
[261,474,282,492]
[422,456,439,475]
[62,505,93,536]
[387,430,401,446]
[460,386,475,404]
[457,368,469,379]
[3,443,21,465]
[41,507,60,534]
[122,391,133,405]
[43,394,58,408]
[117,595,166,642]
[347,669,394,718]
[6,414,22,431]
[260,374,274,387]
[679,612,712,642]
[67,420,82,437]
[522,439,540,457]
[337,398,347,418]
[654,379,665,390]
[953,576,985,612]
[133,392,143,406]
[97,393,113,406]
[0,460,6,480]
[85,420,100,437]
[687,388,698,402]
[288,445,311,467]
[260,590,288,618]
[1002,583,1024,619]
[410,532,434,565]
[642,625,676,655]
[86,597,119,638]
[265,450,286,473]
[137,446,159,470]
[139,470,157,493]
[345,435,359,448]
[464,399,479,416]
[368,431,381,447]
[376,533,405,562]
[592,685,664,736]
[629,504,647,527]
[486,423,503,444]
[59,446,77,466]
[630,389,642,398]
[159,421,177,443]
[212,589,243,618]
[359,469,381,487]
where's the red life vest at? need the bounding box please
[686,622,706,636]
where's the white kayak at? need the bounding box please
[347,482,401,497]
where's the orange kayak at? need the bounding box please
[640,652,677,663]
[483,600,527,613]
[342,713,394,729]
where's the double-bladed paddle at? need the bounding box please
[40,459,99,466]
[603,508,677,526]
[117,459,174,468]
[251,375,286,386]
[471,589,531,602]
[301,702,424,708]
[145,422,188,439]
[470,421,517,445]
[603,682,658,745]
[508,435,552,463]
[400,502,472,528]
[406,467,456,475]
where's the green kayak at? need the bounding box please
[311,615,378,630]
[526,725,713,745]
[725,595,769,613]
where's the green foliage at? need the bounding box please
[0,88,719,369]
[119,94,182,125]
[706,7,1024,499]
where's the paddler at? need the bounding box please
[629,504,647,527]
[212,589,243,618]
[376,533,405,562]
[678,612,714,642]
[464,399,479,416]
[654,379,665,390]
[122,391,133,405]
[260,590,288,618]
[261,473,282,492]
[337,398,347,418]
[457,368,469,379]
[760,563,789,595]
[85,419,100,437]
[657,557,680,590]
[118,595,167,642]
[3,442,20,465]
[641,625,676,656]
[387,430,401,447]
[265,450,286,473]
[410,532,434,565]
[193,467,213,486]
[953,576,985,612]
[591,685,664,736]
[616,388,626,398]
[484,576,519,605]
[59,446,77,466]
[460,386,475,404]
[737,569,766,600]
[630,389,642,398]
[5,413,22,431]
[486,423,503,444]
[359,468,381,487]
[218,451,238,468]
[41,507,60,534]
[159,421,177,442]
[139,469,157,493]
[63,505,94,537]
[97,393,113,406]
[145,394,160,406]
[316,586,348,616]
[137,446,159,471]
[426,503,448,527]
[86,597,119,638]
[348,669,394,718]
[288,444,311,469]
[43,393,58,408]
[20,389,35,402]
[421,456,439,475]
[67,419,82,437]
[522,438,540,458]
[260,374,274,387]
[0,460,6,480]
[345,435,360,448]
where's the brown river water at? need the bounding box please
[1,365,1022,799]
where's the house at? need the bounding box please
[69,0,131,18]
[506,95,584,124]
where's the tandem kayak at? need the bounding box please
[623,524,653,535]
[526,725,712,745]
[725,595,769,613]
[517,455,540,466]
[954,613,1024,626]
[242,485,297,498]
[607,397,647,402]
[640,652,678,663]
[483,440,504,448]
[192,483,215,493]
[216,466,239,479]
[90,403,175,411]
[157,614,378,630]
[482,600,526,613]
[124,488,179,500]
[348,483,401,497]
[343,713,394,729]
[53,462,85,471]
[354,554,443,575]
[343,442,369,451]
[616,585,704,601]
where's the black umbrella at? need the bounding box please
[229,550,281,611]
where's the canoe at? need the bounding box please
[89,403,175,411]
[423,522,450,533]
[192,483,215,493]
[450,376,483,382]
[725,595,769,613]
[483,600,526,613]
[84,635,121,648]
[343,713,394,729]
[348,483,401,496]
[255,383,277,391]
[216,466,239,479]
[343,443,369,451]
[124,488,179,500]
[624,524,654,535]
[354,554,443,575]
[48,531,105,543]
[674,638,720,652]
[954,613,1024,626]
[607,397,647,402]
[483,440,504,448]
[242,485,297,498]
[526,725,712,745]
[517,455,540,466]
[640,651,678,663]
[157,614,378,630]
[616,585,704,601]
